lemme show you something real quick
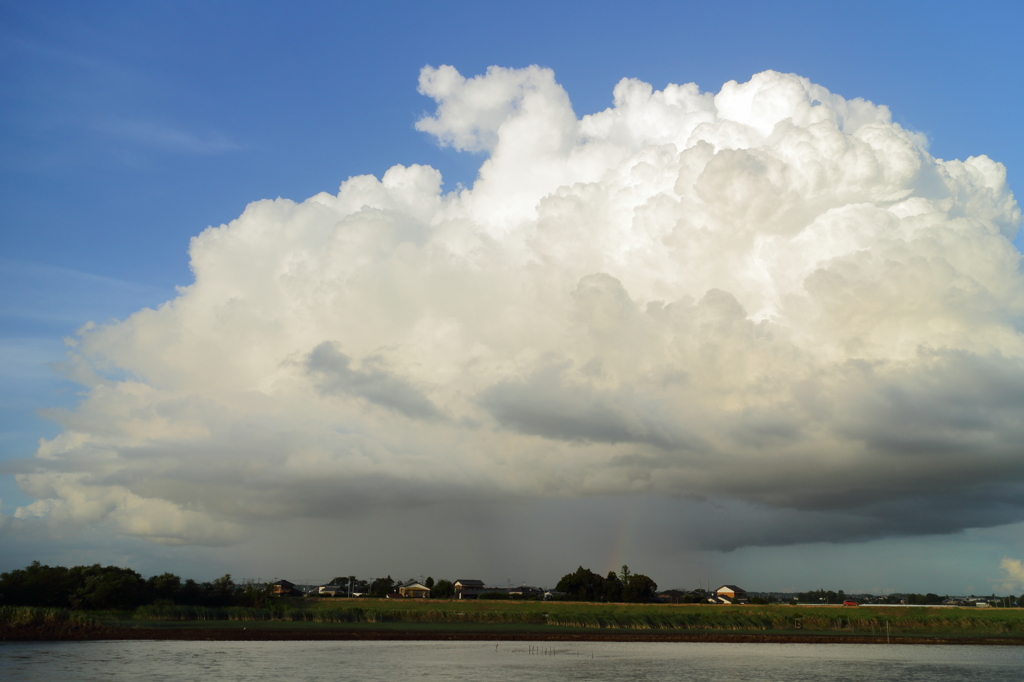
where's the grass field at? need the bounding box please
[6,601,1024,640]
[122,599,1024,636]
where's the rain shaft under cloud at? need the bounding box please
[5,66,1023,552]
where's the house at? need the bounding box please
[715,585,748,600]
[508,585,544,598]
[318,584,345,596]
[709,584,748,604]
[397,580,431,598]
[272,579,298,596]
[454,579,485,599]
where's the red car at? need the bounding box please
[843,600,859,606]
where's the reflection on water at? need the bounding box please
[1,640,1023,681]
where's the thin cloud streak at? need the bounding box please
[101,119,242,155]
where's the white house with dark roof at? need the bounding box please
[453,579,485,599]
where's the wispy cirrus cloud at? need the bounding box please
[100,119,242,155]
[2,34,241,164]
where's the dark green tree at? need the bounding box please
[555,566,621,601]
[70,566,146,610]
[603,571,622,602]
[621,572,658,603]
[330,576,367,594]
[147,572,182,604]
[432,579,454,598]
[797,588,845,604]
[620,565,631,585]
[556,566,599,600]
[203,574,235,606]
[0,561,77,608]
[238,579,274,608]
[554,565,658,602]
[369,575,395,598]
[179,578,203,604]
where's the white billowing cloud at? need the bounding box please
[6,67,1023,550]
[998,558,1024,593]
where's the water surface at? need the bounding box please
[2,640,1022,681]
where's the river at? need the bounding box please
[2,640,1022,681]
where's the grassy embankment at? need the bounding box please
[279,598,1024,636]
[6,600,1024,640]
[0,606,104,639]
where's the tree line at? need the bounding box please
[0,561,261,611]
[792,589,1019,606]
[17,560,997,610]
[329,565,661,603]
[0,561,663,609]
[553,565,658,602]
[324,575,456,599]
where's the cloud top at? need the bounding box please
[7,66,1022,550]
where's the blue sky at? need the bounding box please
[2,0,1024,593]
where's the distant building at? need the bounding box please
[656,589,689,603]
[709,585,748,604]
[397,580,431,598]
[454,579,485,599]
[318,584,345,596]
[508,586,544,598]
[272,579,298,596]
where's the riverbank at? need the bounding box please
[5,602,1024,644]
[4,622,1024,645]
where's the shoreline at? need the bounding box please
[5,626,1024,645]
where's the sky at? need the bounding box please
[2,0,1024,595]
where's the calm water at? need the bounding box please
[1,640,1022,681]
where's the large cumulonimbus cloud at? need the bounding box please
[5,66,1022,549]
